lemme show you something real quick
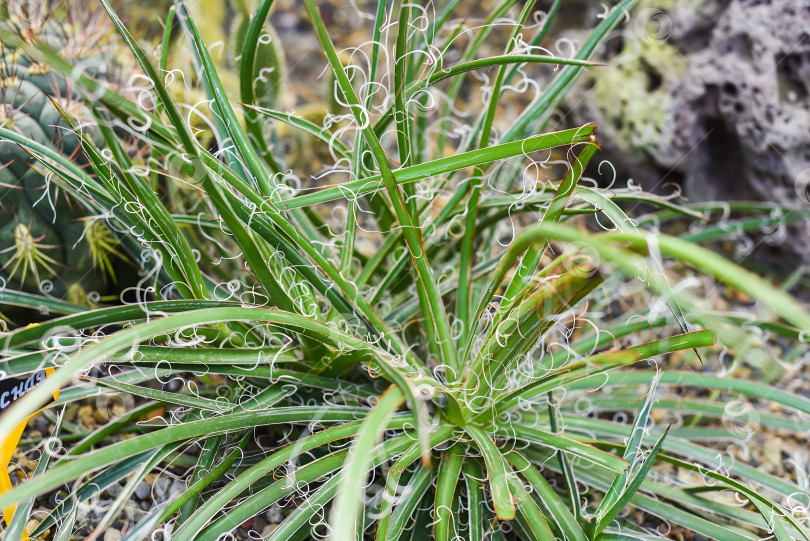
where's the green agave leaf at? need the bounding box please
[455,0,553,348]
[465,425,515,521]
[563,415,804,501]
[375,440,429,541]
[503,0,640,141]
[415,54,600,90]
[330,385,406,541]
[506,471,557,540]
[548,395,584,525]
[495,423,628,473]
[0,405,381,511]
[0,289,84,316]
[246,105,351,158]
[171,420,402,540]
[569,370,810,417]
[90,442,182,536]
[660,455,809,540]
[505,450,587,541]
[500,135,599,311]
[598,376,661,514]
[276,125,595,210]
[160,431,250,525]
[592,428,670,537]
[434,446,465,541]
[238,0,285,173]
[31,450,160,538]
[461,460,486,541]
[303,0,459,373]
[172,1,274,196]
[86,376,226,412]
[494,330,716,415]
[380,460,435,541]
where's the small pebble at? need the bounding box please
[252,516,267,532]
[134,481,151,500]
[153,476,170,502]
[107,481,123,498]
[65,404,79,422]
[266,504,284,524]
[104,529,122,541]
[17,456,38,474]
[78,405,96,429]
[94,409,111,424]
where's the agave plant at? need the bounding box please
[1,1,810,540]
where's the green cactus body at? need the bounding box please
[0,2,130,314]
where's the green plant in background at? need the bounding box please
[112,0,291,155]
[1,1,810,540]
[0,0,135,318]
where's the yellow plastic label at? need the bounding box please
[1,366,59,538]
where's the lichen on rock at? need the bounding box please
[565,0,810,211]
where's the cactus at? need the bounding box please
[0,0,131,314]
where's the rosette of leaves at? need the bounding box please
[1,1,810,541]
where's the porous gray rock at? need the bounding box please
[563,0,810,209]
